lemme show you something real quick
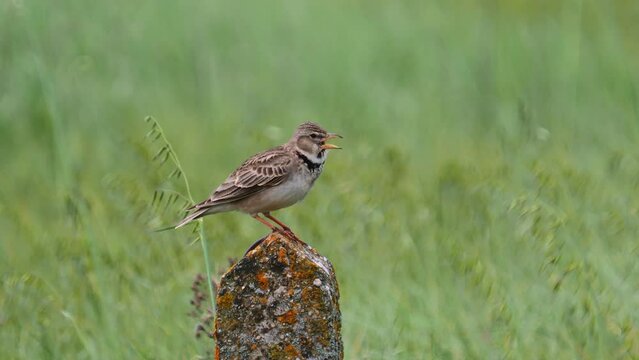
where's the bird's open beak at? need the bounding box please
[321,133,343,150]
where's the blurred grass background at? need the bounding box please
[2,0,639,358]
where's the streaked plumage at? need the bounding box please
[175,122,341,239]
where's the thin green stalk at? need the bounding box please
[145,117,216,314]
[197,226,215,311]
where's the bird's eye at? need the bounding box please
[310,133,321,139]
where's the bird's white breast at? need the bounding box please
[236,172,313,214]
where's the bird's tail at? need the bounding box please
[174,207,210,229]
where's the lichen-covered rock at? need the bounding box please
[215,233,343,360]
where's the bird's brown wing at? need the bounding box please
[189,147,293,210]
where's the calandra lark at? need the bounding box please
[175,122,342,241]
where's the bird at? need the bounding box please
[174,122,342,241]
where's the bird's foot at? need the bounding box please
[283,229,306,245]
[273,227,304,244]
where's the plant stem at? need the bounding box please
[146,117,216,314]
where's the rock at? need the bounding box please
[215,232,343,360]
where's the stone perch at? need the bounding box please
[215,233,343,359]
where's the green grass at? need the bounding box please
[2,0,639,358]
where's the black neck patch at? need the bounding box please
[296,151,323,172]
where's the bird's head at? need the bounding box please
[290,122,342,162]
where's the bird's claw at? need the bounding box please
[273,227,302,243]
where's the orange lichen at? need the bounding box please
[257,295,268,305]
[217,292,234,309]
[290,259,317,282]
[255,271,269,290]
[301,285,322,304]
[277,246,289,266]
[309,318,330,346]
[284,344,300,357]
[277,309,298,325]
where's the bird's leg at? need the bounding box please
[263,212,292,231]
[263,212,301,242]
[251,214,280,233]
[251,214,294,240]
